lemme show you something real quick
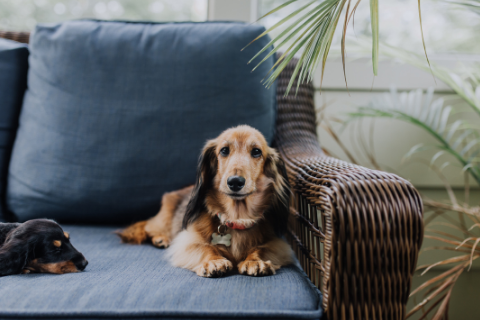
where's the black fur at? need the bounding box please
[182,143,217,229]
[264,155,291,237]
[0,219,88,277]
[0,223,21,244]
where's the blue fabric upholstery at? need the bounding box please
[7,20,276,223]
[0,225,322,320]
[0,38,28,222]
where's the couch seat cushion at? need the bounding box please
[0,225,322,320]
[7,20,276,224]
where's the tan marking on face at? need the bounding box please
[53,240,62,247]
[64,231,70,239]
[27,260,79,274]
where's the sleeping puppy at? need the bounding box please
[0,219,88,276]
[118,125,293,277]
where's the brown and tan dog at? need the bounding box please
[117,125,293,277]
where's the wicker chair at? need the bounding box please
[1,31,424,320]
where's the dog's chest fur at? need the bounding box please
[227,225,269,262]
[171,186,275,263]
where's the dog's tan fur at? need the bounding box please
[117,125,293,277]
[24,259,79,274]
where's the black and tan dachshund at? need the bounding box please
[0,219,88,276]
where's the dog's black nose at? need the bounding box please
[227,176,245,192]
[77,259,88,271]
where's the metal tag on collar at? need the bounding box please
[218,224,227,236]
[211,224,231,247]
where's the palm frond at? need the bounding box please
[408,229,479,319]
[370,0,378,75]
[248,0,373,95]
[445,0,480,15]
[351,39,480,116]
[250,1,434,95]
[346,87,480,185]
[417,0,433,81]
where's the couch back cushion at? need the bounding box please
[7,21,276,223]
[0,38,28,222]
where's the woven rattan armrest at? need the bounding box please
[274,58,424,320]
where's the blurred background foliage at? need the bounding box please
[2,0,477,55]
[258,0,480,54]
[0,0,207,31]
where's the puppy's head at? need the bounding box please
[0,219,88,276]
[183,125,290,235]
[214,125,271,199]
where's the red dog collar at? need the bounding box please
[216,213,257,230]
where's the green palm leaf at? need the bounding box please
[351,39,480,116]
[347,87,480,185]
[446,0,480,15]
[249,0,430,95]
[370,0,378,75]
[248,0,365,95]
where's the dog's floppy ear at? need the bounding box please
[264,147,291,237]
[0,234,35,277]
[183,139,217,229]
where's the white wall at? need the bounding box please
[208,0,254,22]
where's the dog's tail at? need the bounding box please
[115,221,148,244]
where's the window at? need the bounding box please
[258,0,480,55]
[0,0,208,31]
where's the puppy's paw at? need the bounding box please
[195,259,233,278]
[151,235,170,249]
[115,221,148,244]
[238,260,277,277]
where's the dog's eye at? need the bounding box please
[251,148,262,158]
[220,147,230,157]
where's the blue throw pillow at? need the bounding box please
[0,38,28,222]
[7,21,276,223]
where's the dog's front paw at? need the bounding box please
[151,235,170,248]
[115,221,148,244]
[238,260,277,276]
[195,259,233,278]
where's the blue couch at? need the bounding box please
[0,21,423,320]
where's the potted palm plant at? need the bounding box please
[249,1,480,319]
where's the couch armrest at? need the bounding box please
[274,57,424,320]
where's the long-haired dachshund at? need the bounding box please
[0,219,88,276]
[118,125,293,277]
